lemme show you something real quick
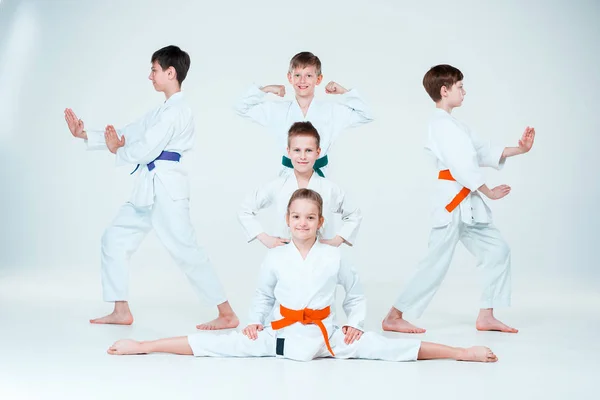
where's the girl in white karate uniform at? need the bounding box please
[234,51,373,177]
[383,64,536,334]
[108,189,498,363]
[64,46,238,330]
[238,121,361,249]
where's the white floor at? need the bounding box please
[0,266,598,400]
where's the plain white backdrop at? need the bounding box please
[0,1,598,399]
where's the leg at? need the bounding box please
[417,342,498,362]
[151,180,238,330]
[383,219,462,333]
[108,336,193,355]
[461,224,517,333]
[330,330,497,363]
[92,203,152,324]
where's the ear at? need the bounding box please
[285,213,290,227]
[316,74,323,85]
[440,85,449,98]
[316,147,321,157]
[318,216,325,229]
[168,66,177,81]
[287,146,291,157]
[287,72,293,84]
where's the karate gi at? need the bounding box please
[394,108,512,316]
[188,241,421,361]
[85,92,227,305]
[234,84,374,176]
[238,172,362,245]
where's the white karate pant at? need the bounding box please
[187,327,421,362]
[394,210,511,317]
[100,178,227,305]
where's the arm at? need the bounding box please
[233,84,282,126]
[114,107,179,166]
[337,256,366,331]
[247,257,278,326]
[327,82,374,133]
[322,185,362,247]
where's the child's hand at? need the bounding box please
[325,81,348,95]
[64,108,87,140]
[342,326,363,345]
[257,233,290,249]
[319,235,345,247]
[489,184,511,200]
[518,127,535,153]
[242,324,264,340]
[104,125,125,154]
[261,85,286,97]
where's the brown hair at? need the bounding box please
[287,189,323,218]
[423,64,464,102]
[287,121,321,148]
[289,52,322,76]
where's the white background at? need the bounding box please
[0,1,598,398]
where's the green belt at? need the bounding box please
[281,155,328,177]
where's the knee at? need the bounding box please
[490,242,511,265]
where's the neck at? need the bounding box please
[295,94,314,109]
[436,102,453,114]
[163,87,181,100]
[292,236,317,258]
[293,168,314,184]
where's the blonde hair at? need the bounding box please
[286,189,323,218]
[289,52,322,76]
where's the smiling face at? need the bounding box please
[287,65,323,98]
[286,197,324,241]
[287,135,320,174]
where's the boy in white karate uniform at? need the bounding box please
[64,45,238,330]
[234,51,374,177]
[108,189,498,364]
[382,64,536,334]
[238,121,361,249]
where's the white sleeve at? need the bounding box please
[247,256,277,326]
[331,89,374,140]
[114,107,179,166]
[431,119,487,191]
[329,184,362,246]
[469,128,506,170]
[233,84,273,127]
[84,119,143,152]
[237,181,276,242]
[337,256,366,330]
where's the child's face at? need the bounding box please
[287,66,323,97]
[148,61,172,92]
[286,199,323,241]
[445,81,466,108]
[287,136,321,174]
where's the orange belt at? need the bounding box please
[271,305,334,356]
[438,169,471,212]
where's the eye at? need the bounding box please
[308,216,314,220]
[293,215,299,219]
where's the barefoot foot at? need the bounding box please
[458,346,498,363]
[382,315,426,334]
[196,314,239,330]
[90,311,134,325]
[107,339,145,355]
[476,316,518,333]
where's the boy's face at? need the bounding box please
[444,81,466,107]
[287,66,323,98]
[287,135,321,174]
[148,61,174,91]
[286,199,324,241]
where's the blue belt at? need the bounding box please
[130,151,181,175]
[281,154,328,177]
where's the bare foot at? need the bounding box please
[90,310,134,325]
[382,314,426,334]
[476,316,518,333]
[196,314,239,330]
[458,346,498,363]
[107,339,145,355]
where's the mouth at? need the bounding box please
[296,85,309,90]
